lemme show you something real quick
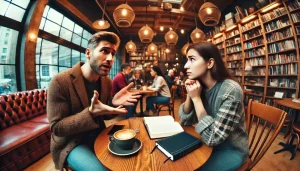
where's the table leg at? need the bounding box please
[139,95,144,117]
[274,109,299,160]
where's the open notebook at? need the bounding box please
[143,115,184,139]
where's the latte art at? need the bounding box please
[115,130,135,140]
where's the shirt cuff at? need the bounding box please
[195,115,214,134]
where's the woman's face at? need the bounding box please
[184,49,208,80]
[150,69,157,77]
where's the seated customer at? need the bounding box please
[179,42,248,171]
[166,69,178,89]
[129,69,143,89]
[144,66,171,116]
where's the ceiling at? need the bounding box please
[67,0,236,37]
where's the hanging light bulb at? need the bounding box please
[198,2,221,26]
[125,40,136,53]
[147,43,157,54]
[144,29,149,35]
[160,26,164,31]
[181,29,185,34]
[165,48,170,53]
[206,8,212,14]
[93,0,110,30]
[121,9,127,16]
[169,34,174,39]
[113,3,135,27]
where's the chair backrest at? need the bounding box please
[246,99,287,169]
[170,85,177,103]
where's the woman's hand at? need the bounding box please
[185,80,202,101]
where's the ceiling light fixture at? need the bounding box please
[93,0,110,30]
[198,1,221,26]
[113,0,135,27]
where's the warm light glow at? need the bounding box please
[176,58,178,60]
[165,63,169,66]
[206,8,212,14]
[121,9,127,16]
[160,26,164,31]
[214,33,222,38]
[207,39,212,42]
[261,3,280,13]
[129,44,133,49]
[226,25,237,31]
[151,46,154,50]
[169,34,174,39]
[99,20,105,26]
[241,15,257,23]
[196,33,200,38]
[165,48,170,53]
[144,29,149,35]
[181,29,184,34]
[29,33,37,40]
[176,63,179,66]
[180,6,184,11]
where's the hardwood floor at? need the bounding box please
[25,99,300,171]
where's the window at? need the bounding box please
[41,65,49,76]
[0,26,18,95]
[5,33,9,37]
[109,53,121,79]
[4,40,8,45]
[0,0,30,22]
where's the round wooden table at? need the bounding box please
[94,118,212,171]
[129,89,156,116]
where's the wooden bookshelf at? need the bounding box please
[210,0,300,107]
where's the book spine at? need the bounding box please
[173,140,202,161]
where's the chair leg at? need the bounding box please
[286,132,293,145]
[293,132,300,158]
[168,106,171,116]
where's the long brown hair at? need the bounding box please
[187,41,232,81]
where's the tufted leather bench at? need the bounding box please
[0,89,50,171]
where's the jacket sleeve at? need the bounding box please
[47,76,99,137]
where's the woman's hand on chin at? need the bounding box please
[186,80,202,101]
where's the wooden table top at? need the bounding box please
[94,118,212,171]
[274,98,300,110]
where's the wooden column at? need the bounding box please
[20,0,48,90]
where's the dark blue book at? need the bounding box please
[156,132,202,161]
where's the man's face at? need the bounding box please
[170,70,174,77]
[87,41,117,76]
[123,66,131,75]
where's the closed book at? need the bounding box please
[156,132,202,161]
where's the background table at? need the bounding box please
[94,118,212,171]
[129,89,156,116]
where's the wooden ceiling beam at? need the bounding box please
[106,6,197,17]
[173,0,197,31]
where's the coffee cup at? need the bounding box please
[109,129,136,150]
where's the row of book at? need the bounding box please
[269,63,298,75]
[268,53,298,64]
[244,39,264,49]
[268,40,296,53]
[226,30,239,39]
[241,19,261,32]
[227,61,243,68]
[228,69,242,76]
[266,27,293,42]
[261,7,287,23]
[245,47,265,58]
[245,57,265,66]
[244,78,265,86]
[264,18,290,32]
[234,77,242,84]
[216,44,224,49]
[225,37,241,46]
[290,12,300,23]
[245,68,266,76]
[296,26,300,34]
[243,30,262,41]
[226,45,242,53]
[227,54,242,61]
[245,95,263,105]
[287,0,300,11]
[264,99,274,106]
[269,78,298,88]
[213,37,224,44]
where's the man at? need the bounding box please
[111,63,131,96]
[166,69,178,89]
[47,31,140,171]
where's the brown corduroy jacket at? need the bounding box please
[47,62,112,170]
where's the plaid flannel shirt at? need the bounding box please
[179,79,248,149]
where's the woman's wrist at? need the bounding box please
[191,96,201,103]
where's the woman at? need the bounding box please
[179,42,248,171]
[144,66,171,116]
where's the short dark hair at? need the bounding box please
[87,31,120,50]
[121,63,130,72]
[187,42,231,81]
[152,66,166,80]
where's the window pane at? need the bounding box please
[40,17,46,30]
[83,30,91,39]
[35,38,42,64]
[74,24,83,36]
[59,45,71,67]
[0,26,18,64]
[62,17,74,31]
[72,50,80,66]
[0,1,9,15]
[44,20,60,36]
[80,52,86,62]
[60,28,72,41]
[36,65,40,88]
[39,65,58,89]
[72,33,81,46]
[12,0,30,9]
[47,8,63,25]
[59,67,69,72]
[5,4,25,22]
[0,65,17,95]
[81,39,88,48]
[40,40,58,65]
[43,5,49,17]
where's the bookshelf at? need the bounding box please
[211,0,300,107]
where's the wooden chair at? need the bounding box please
[180,85,187,103]
[285,122,300,158]
[157,85,177,118]
[238,99,287,171]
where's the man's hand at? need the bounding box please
[112,82,141,106]
[89,90,127,117]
